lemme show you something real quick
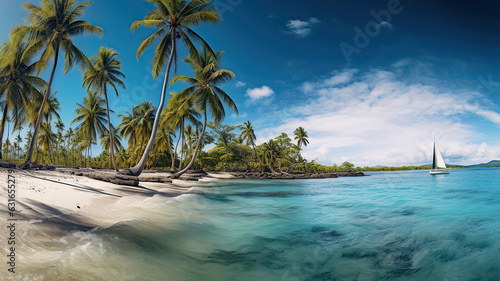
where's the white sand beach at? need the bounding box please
[0,169,234,227]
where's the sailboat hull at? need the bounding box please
[429,169,451,175]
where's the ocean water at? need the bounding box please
[11,168,500,281]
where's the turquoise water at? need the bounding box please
[16,168,500,280]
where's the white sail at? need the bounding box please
[434,142,447,169]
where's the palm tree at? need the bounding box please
[170,46,237,178]
[15,126,23,160]
[71,91,108,166]
[239,121,256,147]
[3,139,11,160]
[38,121,56,163]
[185,124,197,156]
[125,0,219,176]
[239,120,258,169]
[209,122,237,147]
[64,127,75,148]
[0,33,46,160]
[116,148,131,169]
[288,127,309,173]
[100,126,124,168]
[152,126,174,168]
[20,91,60,161]
[54,118,64,162]
[118,102,155,165]
[161,92,200,171]
[263,140,280,174]
[24,130,32,151]
[20,0,103,166]
[63,127,75,165]
[294,127,309,149]
[23,91,61,126]
[83,46,126,171]
[55,119,64,133]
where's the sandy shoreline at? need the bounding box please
[0,168,234,230]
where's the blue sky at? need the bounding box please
[1,0,500,166]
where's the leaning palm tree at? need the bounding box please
[71,91,108,166]
[170,46,237,178]
[124,0,220,176]
[0,32,46,160]
[19,0,103,166]
[83,46,126,171]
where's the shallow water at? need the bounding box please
[8,168,500,280]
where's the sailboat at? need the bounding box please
[430,141,450,175]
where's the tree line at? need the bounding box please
[2,0,350,175]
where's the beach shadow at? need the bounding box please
[16,199,96,232]
[23,173,121,198]
[115,184,181,198]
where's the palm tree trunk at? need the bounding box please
[24,46,59,166]
[178,119,185,170]
[49,145,54,165]
[171,133,181,171]
[266,155,277,174]
[252,145,262,171]
[288,158,297,173]
[103,87,118,171]
[287,151,300,173]
[34,144,38,164]
[121,31,177,176]
[0,107,8,160]
[167,132,175,171]
[173,111,207,178]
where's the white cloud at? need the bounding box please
[309,17,321,24]
[258,69,500,166]
[286,17,321,37]
[302,69,358,93]
[246,86,274,103]
[378,21,394,30]
[235,81,247,88]
[232,112,248,119]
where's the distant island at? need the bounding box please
[360,160,500,172]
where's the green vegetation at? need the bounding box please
[2,1,497,174]
[18,0,103,165]
[126,0,220,176]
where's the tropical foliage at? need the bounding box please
[0,0,343,176]
[18,0,103,165]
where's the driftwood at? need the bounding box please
[83,172,139,186]
[58,168,172,185]
[5,163,56,170]
[138,176,173,183]
[0,162,17,169]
